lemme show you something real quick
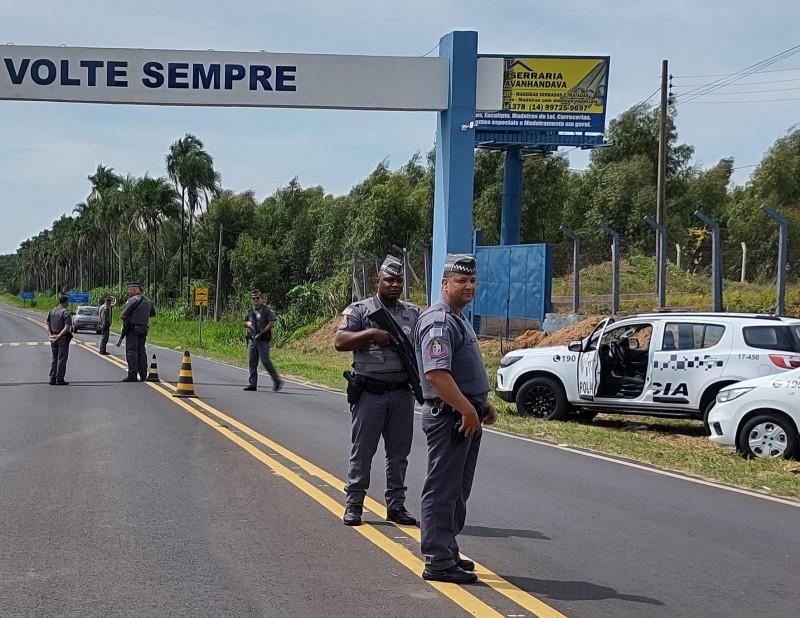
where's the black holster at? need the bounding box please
[343,371,365,406]
[452,401,490,443]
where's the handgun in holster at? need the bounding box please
[343,370,365,406]
[452,401,490,443]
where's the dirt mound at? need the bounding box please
[289,317,340,354]
[511,315,606,350]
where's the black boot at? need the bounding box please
[343,505,363,526]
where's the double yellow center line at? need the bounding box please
[79,339,567,618]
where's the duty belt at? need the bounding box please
[425,398,490,419]
[359,376,410,394]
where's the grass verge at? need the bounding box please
[3,293,799,500]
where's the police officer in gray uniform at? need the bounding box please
[334,255,420,527]
[98,296,113,355]
[243,289,283,392]
[47,293,73,385]
[414,253,497,584]
[120,281,156,382]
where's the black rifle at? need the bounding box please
[115,296,144,347]
[366,306,424,405]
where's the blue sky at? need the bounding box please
[1,0,799,254]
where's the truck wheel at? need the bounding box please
[515,376,570,420]
[702,400,715,436]
[737,414,798,460]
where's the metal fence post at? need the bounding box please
[413,242,431,306]
[761,204,788,315]
[740,242,747,284]
[598,224,620,315]
[694,211,723,312]
[559,226,581,313]
[645,216,667,309]
[392,244,410,300]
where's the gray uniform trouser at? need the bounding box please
[346,388,414,510]
[248,339,281,387]
[99,326,110,353]
[420,404,482,570]
[49,340,70,380]
[125,330,148,380]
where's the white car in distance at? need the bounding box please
[709,369,800,459]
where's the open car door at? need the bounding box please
[577,317,614,401]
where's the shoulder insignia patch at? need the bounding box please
[430,339,446,358]
[342,306,354,316]
[429,327,444,338]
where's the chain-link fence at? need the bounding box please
[552,221,796,315]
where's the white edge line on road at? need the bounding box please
[2,303,798,509]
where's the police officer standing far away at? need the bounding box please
[98,295,112,355]
[47,293,73,385]
[334,255,420,527]
[243,289,284,392]
[120,281,156,382]
[414,253,497,584]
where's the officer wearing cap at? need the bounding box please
[334,255,420,527]
[120,281,156,382]
[243,289,283,392]
[98,296,113,355]
[47,293,73,385]
[413,253,497,584]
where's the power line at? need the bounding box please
[682,96,800,104]
[673,66,800,79]
[677,44,800,104]
[420,41,440,57]
[676,85,800,97]
[676,76,800,87]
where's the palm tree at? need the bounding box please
[134,175,180,297]
[165,134,220,303]
[87,165,121,287]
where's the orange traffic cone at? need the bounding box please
[146,354,160,382]
[172,350,197,398]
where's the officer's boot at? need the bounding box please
[343,504,363,526]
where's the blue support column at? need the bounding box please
[500,148,523,245]
[471,229,483,332]
[432,31,478,286]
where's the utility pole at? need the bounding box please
[215,223,223,321]
[656,59,669,292]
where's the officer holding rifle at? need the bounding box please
[334,255,421,527]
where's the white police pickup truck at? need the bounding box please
[496,312,800,424]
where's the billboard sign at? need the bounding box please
[68,292,90,304]
[475,55,610,133]
[0,46,504,113]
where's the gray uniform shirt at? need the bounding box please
[414,298,490,402]
[99,304,112,327]
[338,296,420,382]
[47,306,73,336]
[245,305,276,339]
[121,294,155,326]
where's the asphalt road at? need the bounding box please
[1,301,799,618]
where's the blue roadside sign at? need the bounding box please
[21,292,35,300]
[69,292,90,304]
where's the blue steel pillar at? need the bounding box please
[432,31,478,288]
[500,148,523,245]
